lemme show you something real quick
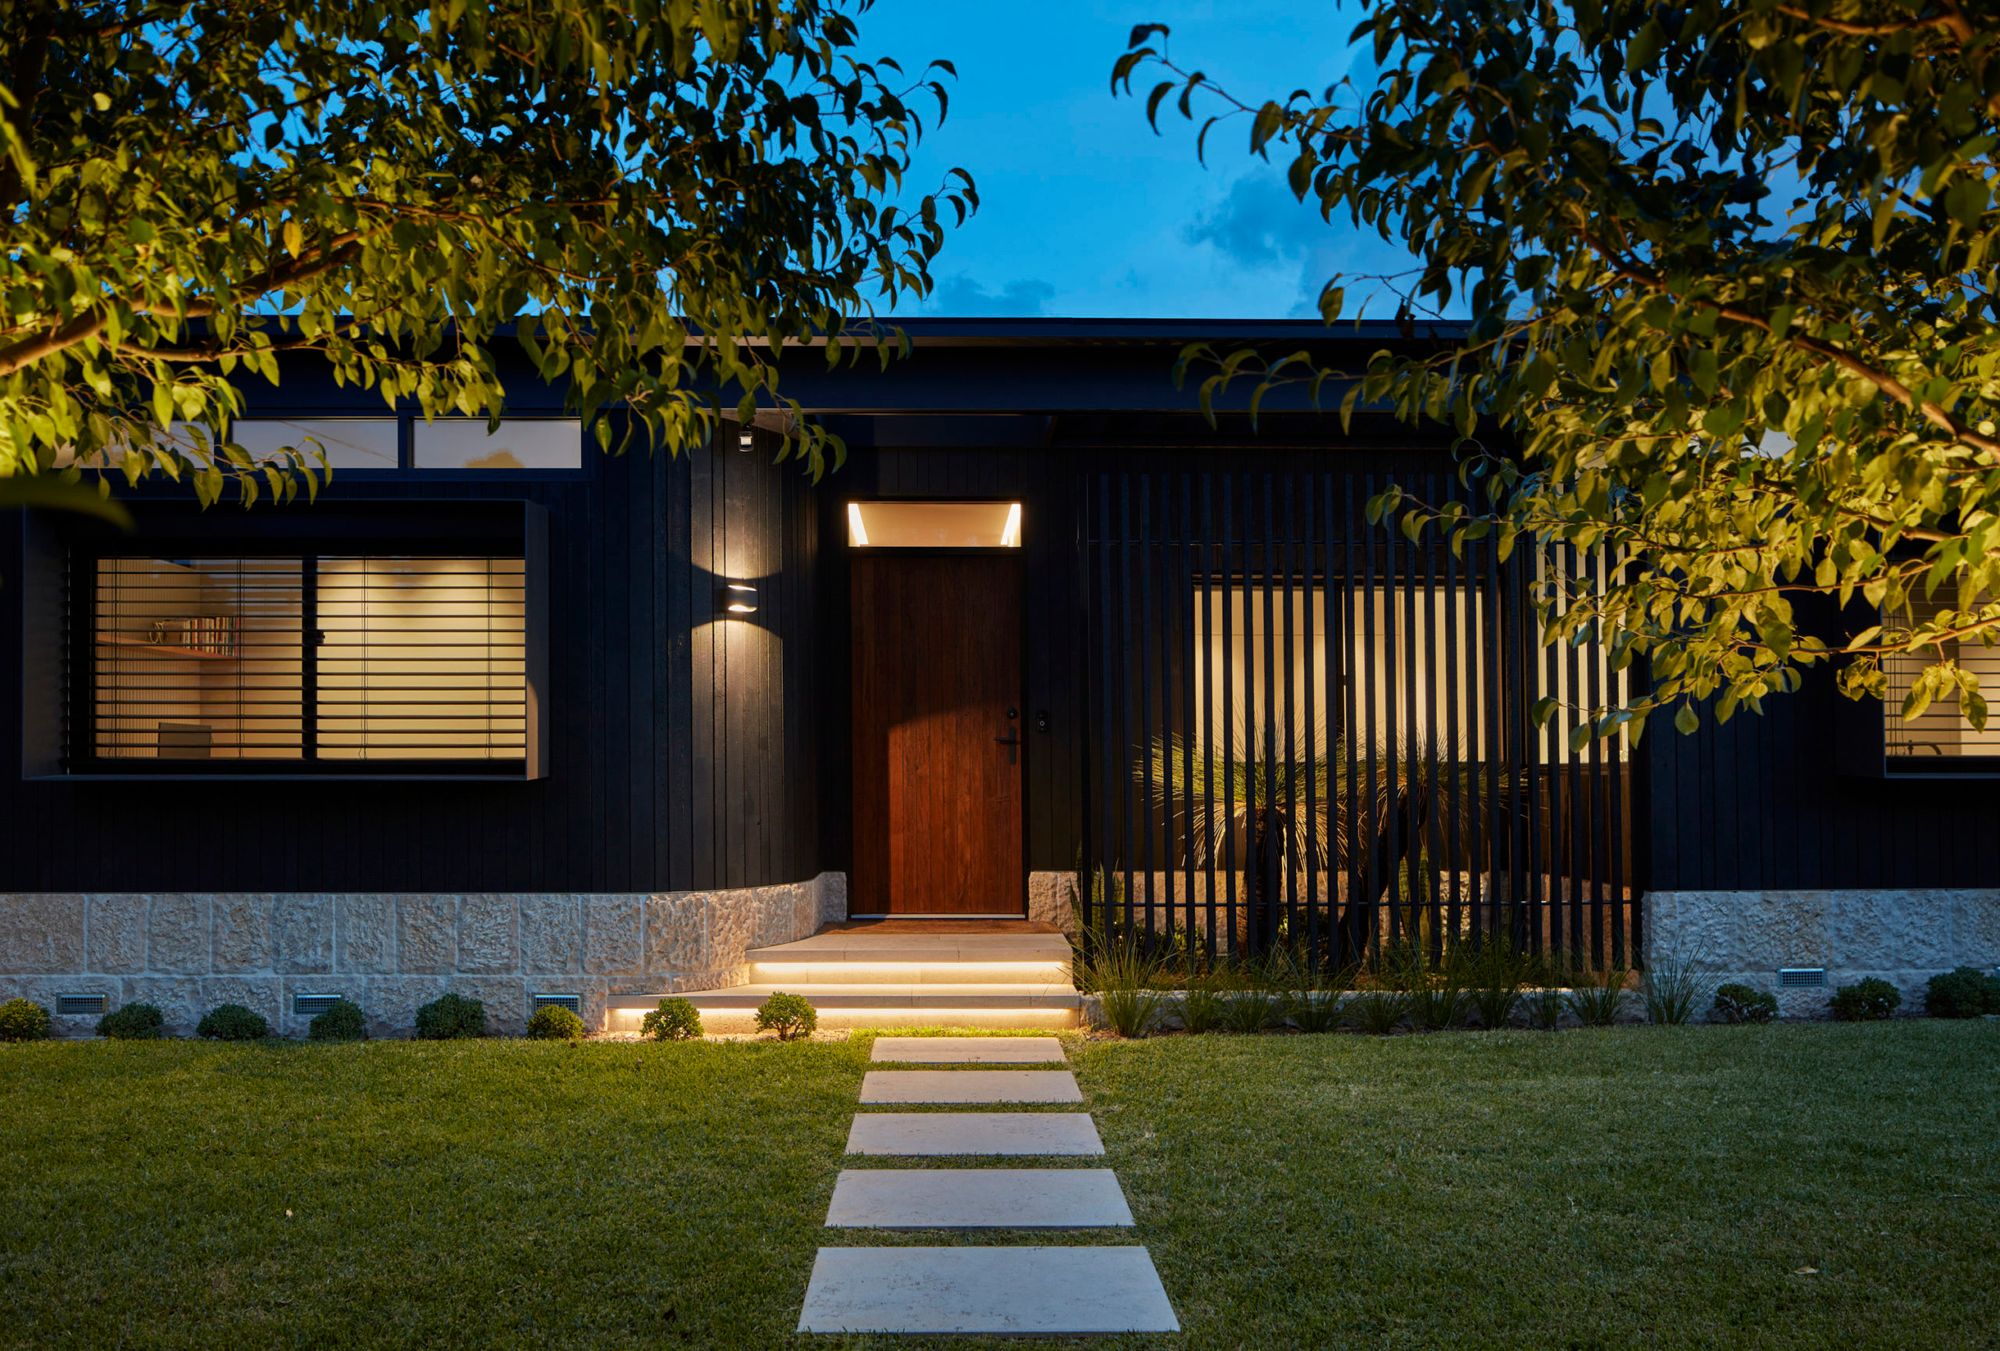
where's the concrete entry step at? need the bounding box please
[825,1167,1134,1229]
[798,1246,1181,1334]
[847,1112,1104,1156]
[870,1036,1067,1063]
[859,1069,1082,1104]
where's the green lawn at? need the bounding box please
[2,1023,1995,1348]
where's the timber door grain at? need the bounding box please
[851,554,1025,915]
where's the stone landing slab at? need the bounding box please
[798,1246,1180,1334]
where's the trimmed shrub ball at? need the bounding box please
[414,992,487,1040]
[1711,983,1778,1025]
[526,1004,587,1042]
[1828,978,1901,1022]
[1924,966,2000,1019]
[641,997,703,1042]
[0,997,53,1042]
[96,1002,166,1040]
[197,1003,270,1041]
[307,999,368,1042]
[754,992,817,1041]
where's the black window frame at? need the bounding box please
[52,502,548,782]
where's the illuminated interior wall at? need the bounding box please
[318,557,527,759]
[1191,584,1487,760]
[1881,591,2000,757]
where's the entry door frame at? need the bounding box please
[846,514,1029,920]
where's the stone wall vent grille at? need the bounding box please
[56,993,108,1016]
[533,993,582,1014]
[292,993,345,1017]
[1778,967,1827,988]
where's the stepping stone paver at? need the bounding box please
[859,1069,1082,1104]
[870,1036,1067,1063]
[825,1168,1134,1229]
[798,1246,1181,1334]
[847,1112,1104,1157]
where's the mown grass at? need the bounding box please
[2,1023,1995,1348]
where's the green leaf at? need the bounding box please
[1673,703,1699,736]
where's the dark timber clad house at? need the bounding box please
[2,319,1996,1035]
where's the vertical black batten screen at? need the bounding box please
[1080,469,1641,968]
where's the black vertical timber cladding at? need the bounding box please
[0,426,820,893]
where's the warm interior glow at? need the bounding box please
[847,501,1023,548]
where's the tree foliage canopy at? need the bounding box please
[1,0,971,512]
[1121,1,2000,740]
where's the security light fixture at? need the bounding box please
[737,428,755,452]
[719,581,759,614]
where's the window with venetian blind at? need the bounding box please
[79,552,537,774]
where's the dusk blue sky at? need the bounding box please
[864,2,1425,319]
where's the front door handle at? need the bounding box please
[994,732,1021,764]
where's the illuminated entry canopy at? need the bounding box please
[847,501,1022,549]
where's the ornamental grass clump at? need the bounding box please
[307,999,367,1042]
[197,1003,269,1041]
[1176,971,1230,1034]
[525,1004,587,1043]
[1344,990,1410,1035]
[1564,965,1628,1028]
[755,992,817,1041]
[0,997,52,1042]
[95,1002,164,1040]
[641,997,703,1041]
[1641,951,1716,1026]
[1830,978,1901,1022]
[1467,938,1532,1030]
[413,993,486,1040]
[1712,983,1779,1024]
[1924,967,2000,1019]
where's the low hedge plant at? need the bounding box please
[754,992,817,1041]
[307,999,368,1042]
[641,997,703,1041]
[414,993,486,1040]
[1712,983,1778,1025]
[1924,966,2000,1018]
[0,997,52,1042]
[96,1002,166,1040]
[197,1004,270,1041]
[1829,978,1901,1022]
[526,1004,587,1043]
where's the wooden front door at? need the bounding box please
[851,554,1024,915]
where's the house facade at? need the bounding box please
[2,320,1995,1034]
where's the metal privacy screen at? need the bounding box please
[1079,470,1638,972]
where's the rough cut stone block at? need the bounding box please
[211,894,275,972]
[825,1168,1133,1229]
[1028,872,1078,935]
[362,975,448,1038]
[1955,893,2000,963]
[202,976,281,1030]
[816,872,849,927]
[457,894,518,973]
[0,894,84,973]
[87,895,149,974]
[336,895,397,974]
[274,894,333,973]
[519,894,583,971]
[122,975,205,1035]
[398,895,457,973]
[645,893,707,973]
[148,894,210,974]
[798,1247,1178,1335]
[1830,891,1954,969]
[669,965,746,993]
[583,895,644,976]
[706,893,754,969]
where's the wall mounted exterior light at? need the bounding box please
[719,581,759,614]
[736,429,756,452]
